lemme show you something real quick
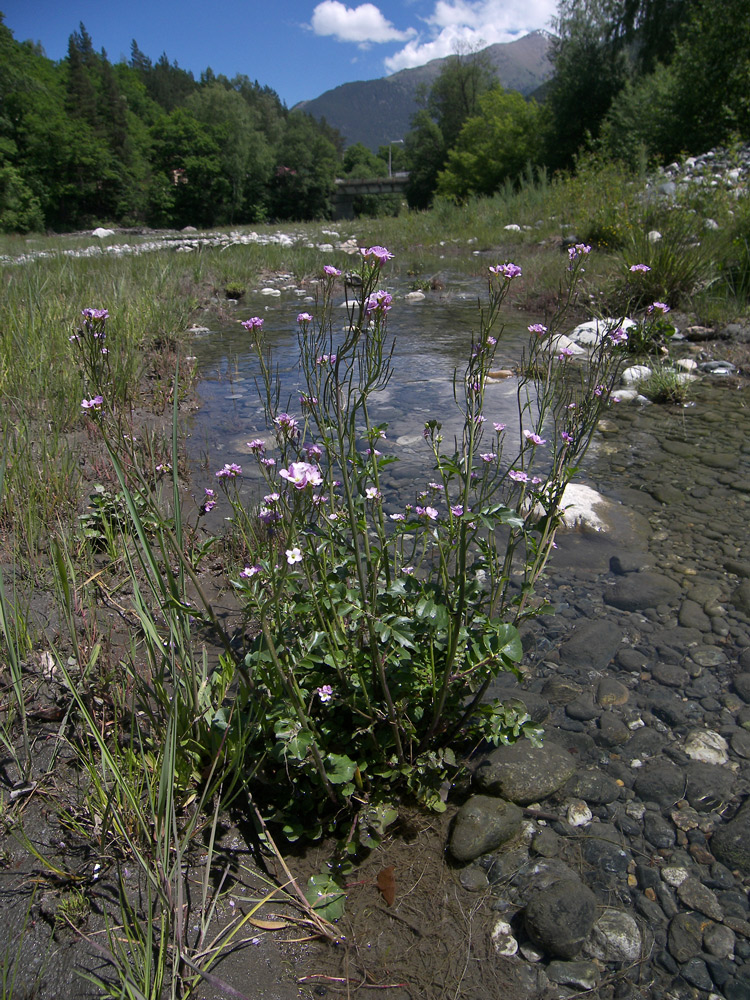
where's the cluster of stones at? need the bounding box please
[0,227,361,268]
[446,373,750,999]
[648,145,750,204]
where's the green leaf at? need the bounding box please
[325,753,357,784]
[304,873,346,920]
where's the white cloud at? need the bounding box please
[384,0,557,72]
[311,2,417,45]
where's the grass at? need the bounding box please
[0,154,748,996]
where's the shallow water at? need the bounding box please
[185,273,534,504]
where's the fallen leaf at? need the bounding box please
[247,917,290,930]
[376,866,396,906]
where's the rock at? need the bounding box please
[546,960,599,989]
[731,580,750,615]
[622,364,652,384]
[585,907,642,963]
[403,290,425,301]
[92,226,115,238]
[524,880,598,959]
[703,922,735,958]
[668,911,705,963]
[558,619,622,670]
[681,957,714,991]
[490,917,518,955]
[474,741,577,805]
[633,761,686,807]
[566,799,592,827]
[596,711,631,747]
[597,677,630,707]
[606,572,682,612]
[711,799,750,873]
[684,729,729,765]
[685,761,736,812]
[565,770,621,805]
[733,673,750,703]
[676,878,724,920]
[648,230,662,242]
[448,795,523,862]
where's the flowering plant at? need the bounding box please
[215,248,624,841]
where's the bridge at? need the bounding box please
[331,174,409,220]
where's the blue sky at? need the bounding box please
[2,1,558,106]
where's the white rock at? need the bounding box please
[491,918,519,956]
[585,908,641,963]
[662,866,689,887]
[404,290,426,301]
[610,388,642,403]
[260,287,281,297]
[621,365,652,385]
[675,358,698,371]
[556,483,611,532]
[704,218,719,230]
[548,334,587,356]
[92,227,115,238]
[568,316,636,347]
[647,230,662,242]
[566,799,593,827]
[504,224,522,232]
[684,729,728,765]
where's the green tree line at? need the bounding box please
[0,17,354,231]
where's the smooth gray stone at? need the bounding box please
[524,880,598,959]
[711,798,750,873]
[606,572,682,612]
[474,741,577,806]
[449,795,523,863]
[558,619,623,670]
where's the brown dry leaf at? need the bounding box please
[247,917,290,930]
[376,866,396,906]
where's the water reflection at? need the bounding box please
[186,276,533,501]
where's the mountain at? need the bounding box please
[294,31,554,152]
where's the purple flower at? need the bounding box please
[561,431,574,445]
[324,265,341,276]
[247,439,266,453]
[360,245,394,265]
[609,327,629,345]
[486,336,497,346]
[528,323,548,336]
[299,394,318,407]
[415,506,438,520]
[523,430,546,446]
[450,504,465,517]
[258,506,281,524]
[81,308,109,322]
[508,470,529,483]
[629,263,651,273]
[365,290,393,314]
[307,444,323,459]
[286,546,303,565]
[297,312,313,324]
[568,243,592,261]
[274,412,299,436]
[480,452,496,463]
[216,463,242,478]
[558,347,574,360]
[316,684,333,703]
[647,301,670,314]
[240,565,262,578]
[279,461,323,489]
[365,487,382,500]
[594,384,605,397]
[241,317,264,332]
[260,457,276,467]
[489,262,522,280]
[389,513,405,522]
[81,395,103,410]
[493,422,506,433]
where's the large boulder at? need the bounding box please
[475,741,577,805]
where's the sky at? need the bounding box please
[2,1,558,107]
